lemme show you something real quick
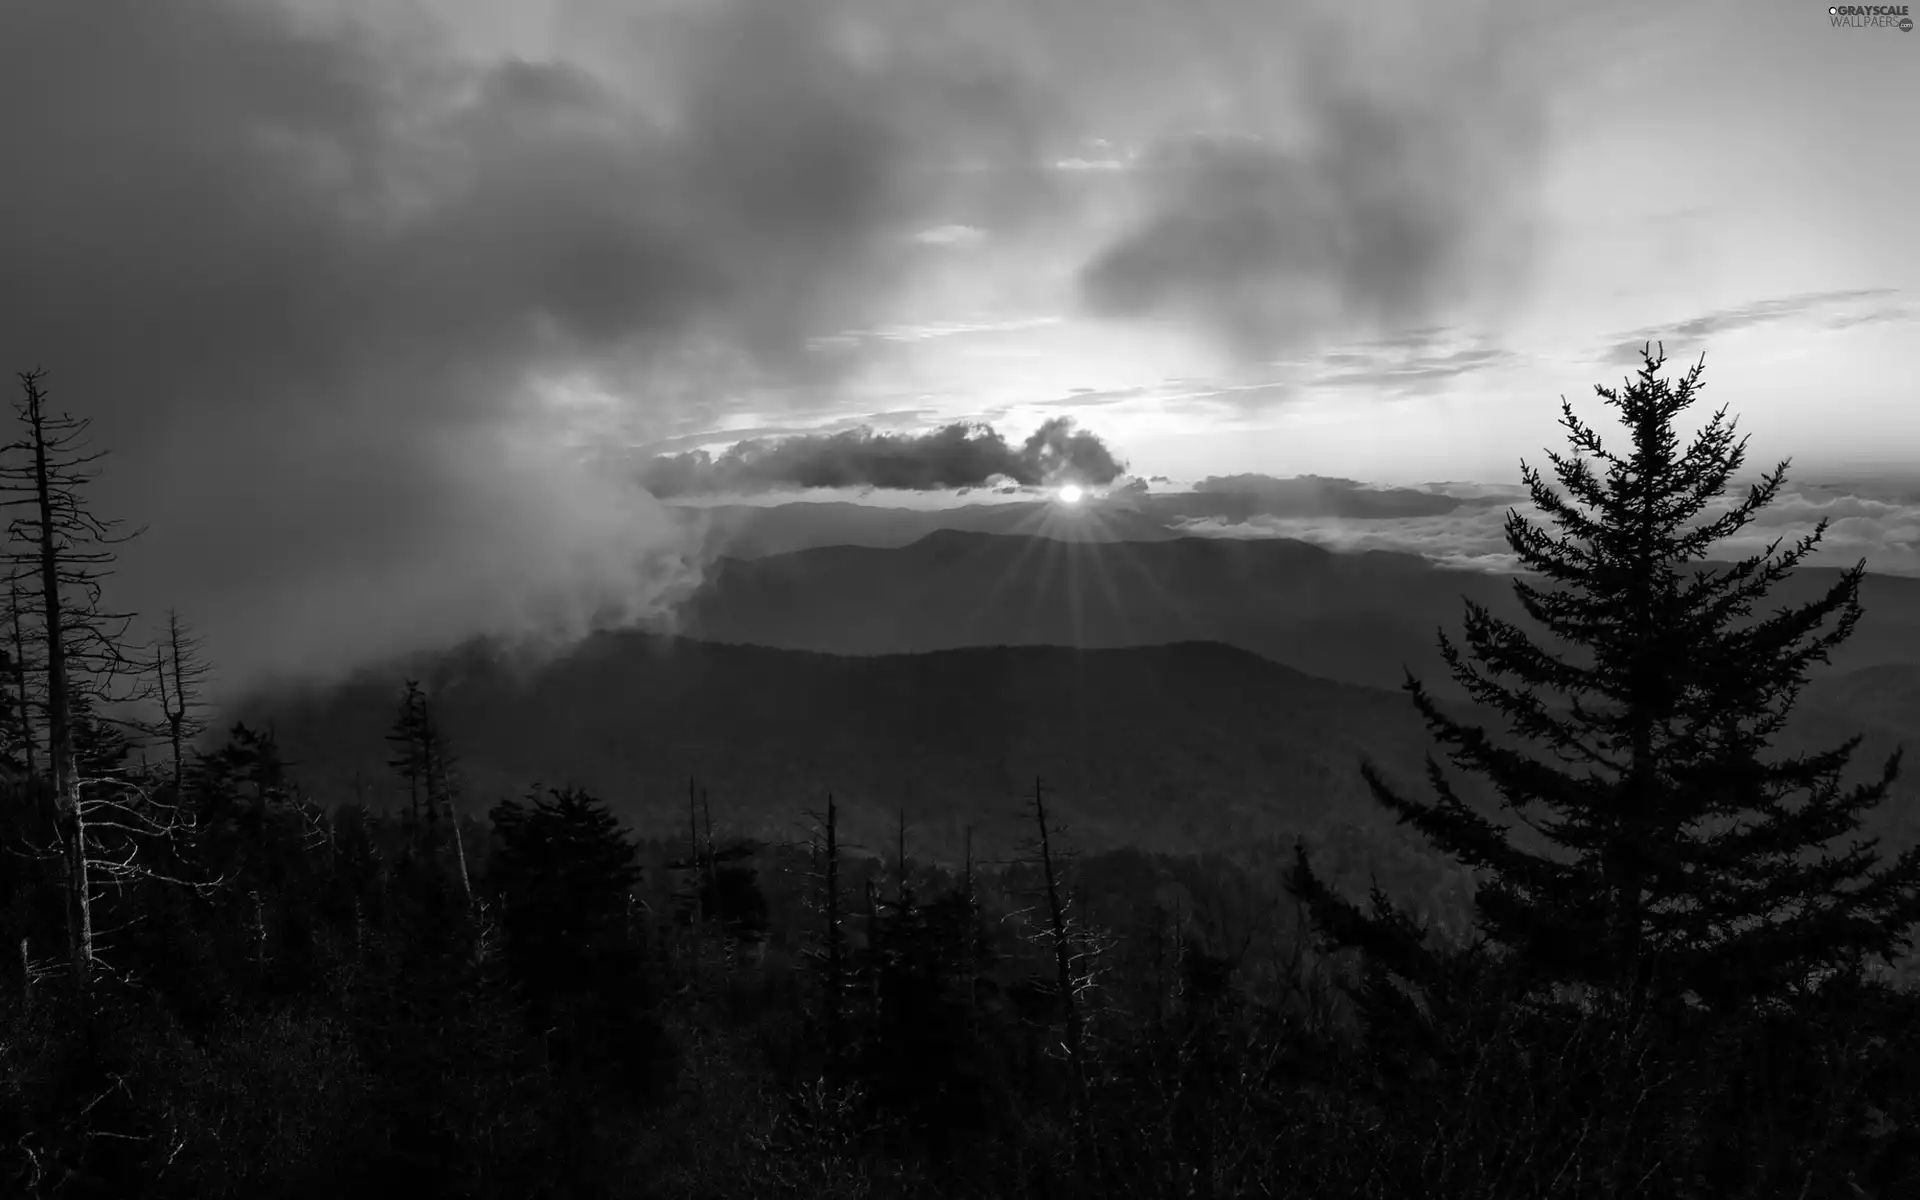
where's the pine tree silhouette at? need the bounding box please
[1288,344,1920,1030]
[487,785,663,1099]
[384,680,433,836]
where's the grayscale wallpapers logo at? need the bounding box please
[1830,4,1914,28]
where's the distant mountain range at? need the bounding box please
[1807,660,1920,727]
[231,526,1920,871]
[677,498,1184,559]
[248,637,1466,859]
[675,490,1482,560]
[677,529,1920,700]
[241,632,1919,868]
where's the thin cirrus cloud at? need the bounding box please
[1308,344,1516,393]
[1596,288,1911,364]
[1013,331,1515,420]
[1033,378,1299,413]
[1824,305,1915,333]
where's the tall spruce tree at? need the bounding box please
[1288,345,1920,1024]
[487,785,661,1097]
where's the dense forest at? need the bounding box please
[5,347,1920,1199]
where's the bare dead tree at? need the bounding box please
[14,743,223,993]
[150,608,211,788]
[1014,776,1113,1173]
[962,823,978,1011]
[800,793,856,1067]
[894,804,909,906]
[0,369,163,989]
[676,776,710,987]
[429,718,474,908]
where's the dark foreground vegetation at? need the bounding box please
[5,347,1920,1198]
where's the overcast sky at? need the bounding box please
[2,0,1913,688]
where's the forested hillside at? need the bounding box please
[244,638,1478,856]
[239,631,1920,906]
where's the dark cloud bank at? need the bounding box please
[0,0,1557,693]
[639,418,1127,496]
[0,0,1061,693]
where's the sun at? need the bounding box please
[1057,483,1084,505]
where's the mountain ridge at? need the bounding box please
[240,635,1483,860]
[236,632,1919,868]
[678,529,1920,698]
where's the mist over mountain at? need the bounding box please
[677,480,1494,559]
[677,530,1920,698]
[676,497,1185,559]
[675,471,1920,578]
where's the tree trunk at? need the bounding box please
[26,383,88,988]
[1033,778,1097,1172]
[445,789,473,906]
[8,579,33,778]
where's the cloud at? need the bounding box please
[1310,345,1514,392]
[839,316,1064,346]
[1176,507,1519,571]
[1,0,1773,697]
[914,224,989,247]
[0,0,1066,694]
[1599,288,1905,364]
[1041,375,1304,415]
[637,417,1128,496]
[1176,481,1920,577]
[1178,474,1471,520]
[1824,305,1915,332]
[1720,484,1920,575]
[1075,2,1551,360]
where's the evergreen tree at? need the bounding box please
[1288,345,1920,1027]
[189,723,294,880]
[700,840,770,956]
[487,785,665,1099]
[385,680,433,834]
[383,679,472,902]
[857,816,999,1156]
